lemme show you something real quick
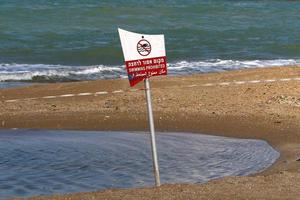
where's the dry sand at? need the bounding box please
[1,66,300,199]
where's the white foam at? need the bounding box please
[168,59,300,74]
[72,65,123,75]
[1,59,300,82]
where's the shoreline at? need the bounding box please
[1,66,300,199]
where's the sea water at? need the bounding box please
[0,1,300,85]
[0,129,279,199]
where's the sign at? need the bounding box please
[118,28,167,86]
[118,28,164,187]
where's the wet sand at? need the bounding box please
[2,66,300,199]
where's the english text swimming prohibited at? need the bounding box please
[118,28,168,187]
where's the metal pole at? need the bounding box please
[144,77,161,187]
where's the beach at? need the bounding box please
[1,66,300,199]
[1,0,300,199]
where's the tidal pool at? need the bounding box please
[0,129,279,199]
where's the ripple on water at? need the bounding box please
[0,130,279,199]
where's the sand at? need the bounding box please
[2,66,300,200]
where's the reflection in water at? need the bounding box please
[0,130,279,199]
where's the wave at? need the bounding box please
[1,59,300,82]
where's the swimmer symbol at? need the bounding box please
[137,39,151,56]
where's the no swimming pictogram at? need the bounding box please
[137,38,151,56]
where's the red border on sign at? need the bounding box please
[125,56,167,87]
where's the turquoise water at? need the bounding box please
[0,1,300,83]
[0,130,279,199]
